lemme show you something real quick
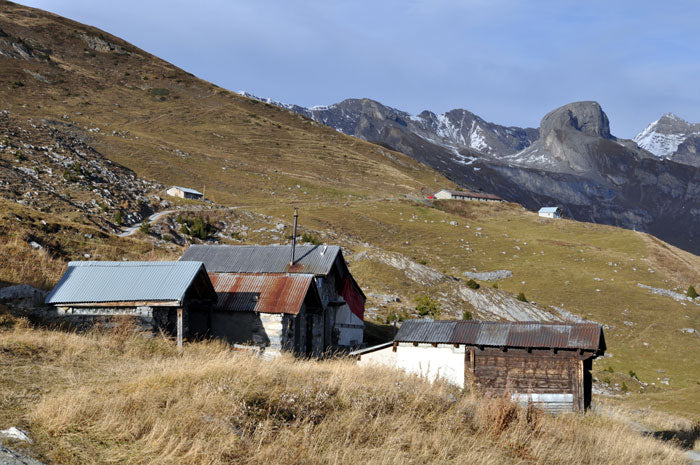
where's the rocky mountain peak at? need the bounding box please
[540,101,612,139]
[634,112,700,160]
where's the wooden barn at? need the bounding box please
[44,261,217,348]
[197,272,327,357]
[180,244,366,349]
[354,320,606,412]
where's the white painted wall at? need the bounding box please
[358,343,466,388]
[538,210,561,219]
[434,189,453,199]
[166,187,184,199]
[334,303,364,347]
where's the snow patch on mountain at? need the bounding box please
[469,122,488,151]
[634,113,700,158]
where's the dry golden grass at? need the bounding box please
[0,324,691,465]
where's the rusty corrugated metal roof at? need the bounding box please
[208,273,318,314]
[396,320,604,352]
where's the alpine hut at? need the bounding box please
[354,320,606,412]
[45,261,217,347]
[203,273,326,357]
[538,207,562,219]
[180,244,366,349]
[166,186,204,200]
[433,189,504,202]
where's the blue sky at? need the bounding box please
[21,0,700,137]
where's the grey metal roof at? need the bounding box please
[180,244,342,275]
[395,320,457,344]
[45,261,212,305]
[171,186,202,196]
[538,207,560,213]
[396,320,605,353]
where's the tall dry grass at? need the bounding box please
[0,325,691,465]
[0,235,66,289]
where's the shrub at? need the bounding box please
[139,220,151,235]
[687,286,698,299]
[179,215,213,240]
[628,370,638,380]
[621,382,629,393]
[492,282,499,289]
[149,88,169,97]
[462,310,473,320]
[603,377,611,385]
[415,295,441,319]
[606,366,614,373]
[300,232,321,245]
[516,292,527,302]
[466,279,480,290]
[63,170,76,182]
[113,210,123,225]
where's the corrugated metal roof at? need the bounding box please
[538,207,560,213]
[396,320,604,352]
[395,320,458,344]
[180,244,341,275]
[45,261,212,305]
[208,273,317,314]
[171,186,202,195]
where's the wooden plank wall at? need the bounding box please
[469,347,582,411]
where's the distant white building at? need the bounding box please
[166,186,203,200]
[432,189,504,202]
[538,207,562,219]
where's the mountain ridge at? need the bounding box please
[239,93,700,254]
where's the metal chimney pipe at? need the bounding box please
[290,207,298,265]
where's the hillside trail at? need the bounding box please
[117,196,399,238]
[118,209,179,237]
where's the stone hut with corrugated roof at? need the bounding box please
[180,244,366,350]
[45,261,216,347]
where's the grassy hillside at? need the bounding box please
[0,0,698,431]
[0,321,694,465]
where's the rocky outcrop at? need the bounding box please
[540,101,612,140]
[463,270,512,281]
[0,284,47,308]
[0,446,47,465]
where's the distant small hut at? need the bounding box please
[433,189,504,202]
[538,206,562,219]
[166,186,204,200]
[45,261,216,347]
[354,320,606,412]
